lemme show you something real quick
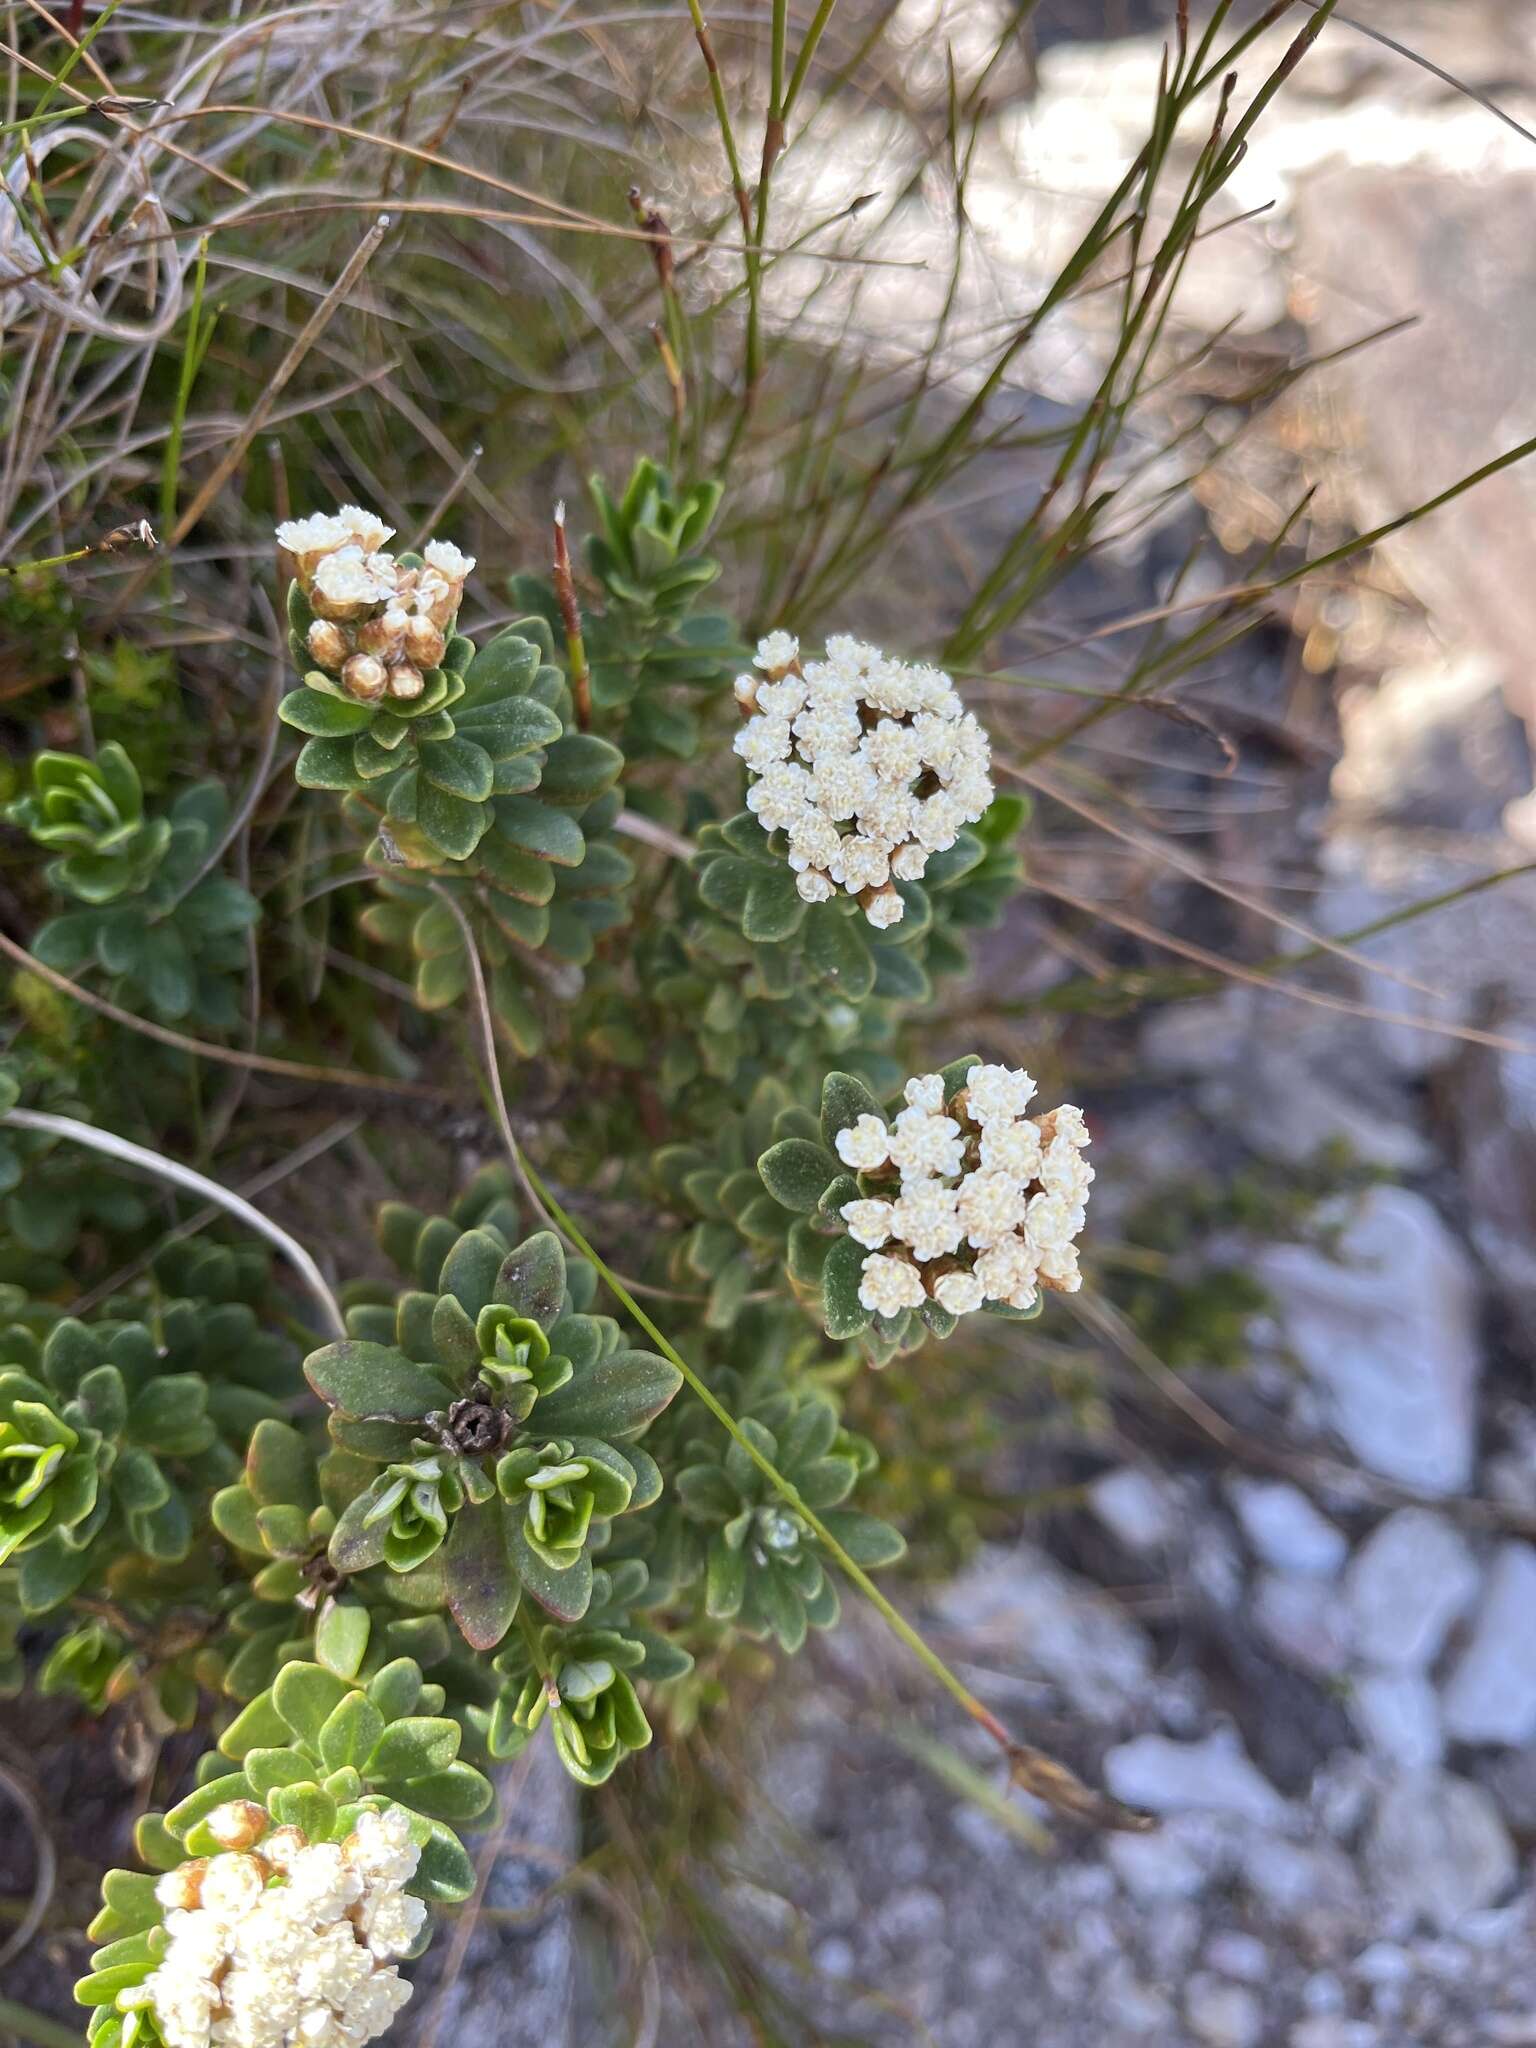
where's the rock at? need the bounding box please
[1290,2024,1380,2048]
[1351,1941,1412,1985]
[1332,654,1529,835]
[1254,1571,1354,1678]
[1086,1465,1179,1553]
[1104,1729,1289,1826]
[1257,1189,1482,1495]
[1365,1771,1517,1932]
[1202,1045,1435,1175]
[1185,1972,1264,2048]
[933,1540,1151,1722]
[1240,1835,1362,1921]
[1228,1479,1348,1577]
[1443,1009,1536,1329]
[1350,1672,1444,1771]
[1342,1510,1480,1670]
[1105,1824,1210,1903]
[1204,1931,1270,1984]
[411,1738,575,2048]
[1441,1543,1536,1745]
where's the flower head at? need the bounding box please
[132,1807,422,2048]
[278,505,472,704]
[733,634,994,927]
[838,1063,1089,1327]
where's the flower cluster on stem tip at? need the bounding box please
[124,1803,424,2048]
[734,634,994,928]
[836,1065,1092,1317]
[276,506,475,706]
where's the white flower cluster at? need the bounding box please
[277,505,475,707]
[835,1064,1092,1320]
[733,633,993,929]
[122,1803,425,2048]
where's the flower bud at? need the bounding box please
[306,619,348,671]
[154,1858,209,1911]
[356,612,405,660]
[205,1799,271,1851]
[402,616,445,670]
[386,662,425,702]
[260,1824,308,1871]
[341,654,389,703]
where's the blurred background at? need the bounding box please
[5,2,1536,2043]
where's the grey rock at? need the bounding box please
[1350,1671,1444,1771]
[411,1739,575,2048]
[1255,1570,1354,1678]
[1204,1930,1271,1984]
[1366,1771,1517,1932]
[1351,1941,1412,1985]
[933,1540,1151,1722]
[1332,653,1529,835]
[1343,1509,1479,1670]
[1444,1001,1536,1327]
[1441,1543,1536,1745]
[1229,1479,1348,1577]
[1086,1465,1180,1554]
[1290,2024,1380,2048]
[1240,1835,1362,1921]
[1258,1189,1481,1495]
[1105,1826,1210,1904]
[1104,1729,1290,1825]
[1185,1972,1265,2048]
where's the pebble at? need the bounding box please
[1256,1569,1354,1677]
[1087,1465,1179,1553]
[1104,1729,1289,1826]
[1343,1509,1479,1670]
[1350,1670,1444,1770]
[1366,1772,1517,1932]
[1185,1971,1265,2048]
[1441,1543,1536,1745]
[1228,1478,1349,1576]
[1290,2023,1379,2048]
[1205,1930,1271,1984]
[1256,1187,1481,1495]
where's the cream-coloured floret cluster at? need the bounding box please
[277,505,475,708]
[733,634,993,929]
[121,1803,425,2048]
[834,1064,1092,1319]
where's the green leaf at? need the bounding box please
[279,687,373,737]
[819,1071,885,1154]
[417,781,490,862]
[444,1499,520,1651]
[304,1341,448,1421]
[272,1661,352,1745]
[532,1350,681,1439]
[438,1228,505,1317]
[818,1509,907,1568]
[538,733,625,804]
[315,1600,372,1680]
[368,1715,461,1780]
[494,795,585,865]
[493,1231,566,1328]
[388,1762,493,1824]
[419,736,494,802]
[757,1137,836,1214]
[463,630,540,692]
[804,907,876,997]
[317,1691,386,1773]
[821,1234,873,1340]
[294,735,362,791]
[741,868,805,944]
[415,1824,477,1902]
[508,1518,592,1623]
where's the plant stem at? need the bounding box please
[436,892,1147,1831]
[1,1109,344,1339]
[551,503,591,731]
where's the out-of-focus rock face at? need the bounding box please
[1256,1188,1482,1495]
